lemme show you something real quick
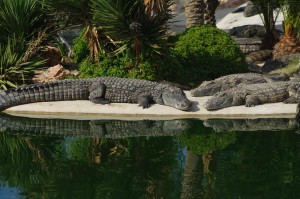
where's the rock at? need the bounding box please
[261,59,285,73]
[41,46,62,67]
[248,54,300,74]
[33,64,71,83]
[229,25,265,38]
[243,1,260,17]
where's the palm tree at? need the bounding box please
[203,0,220,26]
[144,0,169,15]
[185,0,220,28]
[185,0,205,28]
[251,0,280,49]
[273,0,300,58]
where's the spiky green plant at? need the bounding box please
[91,0,173,59]
[0,0,60,45]
[44,0,92,25]
[279,0,300,38]
[45,0,104,60]
[0,37,45,90]
[273,0,300,57]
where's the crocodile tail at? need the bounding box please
[0,80,90,111]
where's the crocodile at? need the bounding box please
[246,50,273,63]
[203,118,297,133]
[0,77,192,111]
[0,113,191,138]
[205,82,299,111]
[190,73,289,97]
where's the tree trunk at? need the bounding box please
[144,0,168,15]
[180,150,203,199]
[185,0,205,28]
[203,0,220,26]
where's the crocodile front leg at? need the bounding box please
[138,95,153,109]
[245,95,260,107]
[284,84,300,104]
[88,82,110,104]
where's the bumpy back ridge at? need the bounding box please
[0,79,91,111]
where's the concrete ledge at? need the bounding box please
[4,92,297,119]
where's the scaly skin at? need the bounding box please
[205,82,300,111]
[190,73,289,97]
[0,113,191,138]
[203,118,297,132]
[0,77,192,111]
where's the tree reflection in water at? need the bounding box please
[0,115,300,198]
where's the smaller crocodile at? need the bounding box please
[203,118,297,132]
[246,50,273,63]
[205,82,299,111]
[190,73,289,97]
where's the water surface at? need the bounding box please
[0,114,299,199]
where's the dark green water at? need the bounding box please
[0,113,300,199]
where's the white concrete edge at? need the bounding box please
[4,91,297,120]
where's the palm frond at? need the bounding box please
[44,0,93,25]
[91,0,173,58]
[0,37,46,89]
[0,0,63,45]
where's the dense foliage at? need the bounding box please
[0,0,252,89]
[0,0,61,89]
[77,50,185,82]
[174,25,247,84]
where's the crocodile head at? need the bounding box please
[190,80,221,97]
[205,92,244,111]
[163,120,192,133]
[161,87,192,111]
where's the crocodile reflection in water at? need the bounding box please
[0,113,191,138]
[203,118,297,133]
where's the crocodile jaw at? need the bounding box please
[205,95,234,111]
[205,93,245,111]
[162,88,192,111]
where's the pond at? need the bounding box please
[0,113,300,199]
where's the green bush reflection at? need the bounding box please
[0,116,300,199]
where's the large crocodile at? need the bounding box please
[190,73,289,97]
[0,113,191,138]
[0,77,192,111]
[205,82,299,111]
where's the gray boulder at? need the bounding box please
[243,1,260,17]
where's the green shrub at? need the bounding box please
[72,31,90,63]
[79,55,129,78]
[78,51,186,83]
[174,25,247,84]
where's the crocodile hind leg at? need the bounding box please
[88,82,110,104]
